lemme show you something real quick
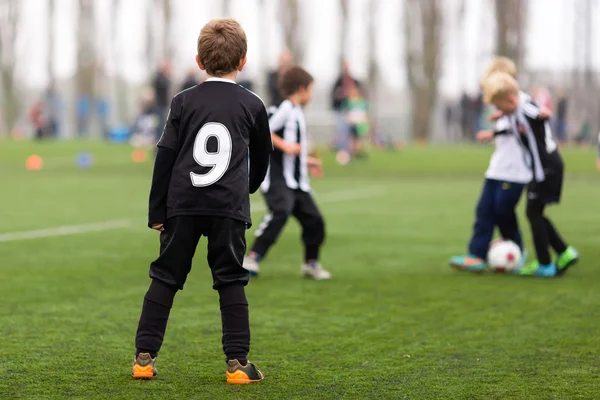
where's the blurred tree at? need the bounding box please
[494,0,526,69]
[47,0,55,84]
[404,0,442,141]
[279,0,302,62]
[339,0,348,68]
[111,0,128,124]
[222,0,232,16]
[0,0,21,135]
[366,0,378,110]
[76,0,96,102]
[161,0,172,59]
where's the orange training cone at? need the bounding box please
[131,149,147,163]
[26,155,44,170]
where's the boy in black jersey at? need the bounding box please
[243,67,332,280]
[483,72,579,277]
[132,19,272,383]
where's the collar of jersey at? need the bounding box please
[205,77,237,84]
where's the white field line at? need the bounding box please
[0,186,386,243]
[0,219,132,243]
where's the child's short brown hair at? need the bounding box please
[481,56,517,85]
[483,72,520,104]
[279,66,314,98]
[197,19,247,77]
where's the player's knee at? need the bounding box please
[526,204,542,221]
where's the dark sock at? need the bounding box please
[304,244,319,263]
[219,283,250,364]
[251,238,270,261]
[135,279,177,358]
[544,217,568,254]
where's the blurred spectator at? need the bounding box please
[152,60,172,141]
[130,88,161,148]
[76,95,91,137]
[554,90,568,143]
[267,49,293,106]
[472,92,484,136]
[460,92,473,140]
[97,97,110,139]
[28,100,46,140]
[180,67,200,92]
[43,85,62,137]
[340,83,369,158]
[331,60,361,153]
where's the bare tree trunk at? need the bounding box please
[279,0,302,62]
[162,0,172,60]
[0,0,21,135]
[339,0,349,68]
[48,0,55,84]
[366,0,378,122]
[111,0,127,123]
[494,0,526,69]
[222,0,232,16]
[77,0,96,103]
[404,0,442,142]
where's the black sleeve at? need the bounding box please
[156,95,182,151]
[148,147,177,227]
[248,106,273,194]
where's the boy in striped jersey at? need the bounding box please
[450,57,533,272]
[483,72,578,277]
[242,67,332,280]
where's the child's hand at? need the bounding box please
[476,130,494,142]
[489,110,504,122]
[596,158,600,171]
[539,106,552,120]
[307,156,323,177]
[151,223,165,232]
[283,143,301,156]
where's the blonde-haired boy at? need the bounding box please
[450,58,532,273]
[482,71,578,277]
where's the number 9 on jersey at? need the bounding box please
[190,122,233,187]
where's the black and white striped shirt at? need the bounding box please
[261,100,311,192]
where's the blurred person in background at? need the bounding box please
[97,97,110,139]
[130,88,161,148]
[460,92,473,140]
[152,60,172,142]
[76,95,91,137]
[266,49,293,106]
[554,90,568,144]
[180,67,200,92]
[339,83,369,159]
[331,60,361,159]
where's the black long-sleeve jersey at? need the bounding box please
[148,78,273,227]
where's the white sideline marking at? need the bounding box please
[0,219,132,243]
[0,186,385,243]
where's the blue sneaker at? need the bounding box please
[242,253,260,277]
[449,255,486,273]
[517,261,557,277]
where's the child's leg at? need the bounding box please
[135,216,201,357]
[467,180,497,259]
[249,186,294,260]
[526,199,552,265]
[291,191,325,263]
[493,182,525,250]
[543,217,568,254]
[206,217,253,363]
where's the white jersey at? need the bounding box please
[484,91,533,184]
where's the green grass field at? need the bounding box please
[1,141,599,399]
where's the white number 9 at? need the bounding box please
[190,122,232,187]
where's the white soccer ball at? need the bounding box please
[487,240,522,272]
